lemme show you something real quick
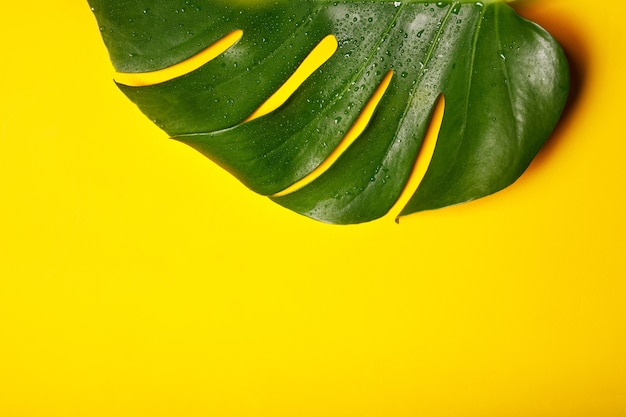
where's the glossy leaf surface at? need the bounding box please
[88,0,569,224]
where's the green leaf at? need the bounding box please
[88,0,569,224]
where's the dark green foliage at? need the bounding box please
[89,0,569,224]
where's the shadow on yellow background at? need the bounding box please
[1,1,625,416]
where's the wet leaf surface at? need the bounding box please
[89,0,569,224]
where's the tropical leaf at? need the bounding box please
[88,0,569,224]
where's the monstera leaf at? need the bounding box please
[88,0,569,224]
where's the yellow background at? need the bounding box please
[1,1,625,416]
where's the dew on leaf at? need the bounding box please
[93,0,570,224]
